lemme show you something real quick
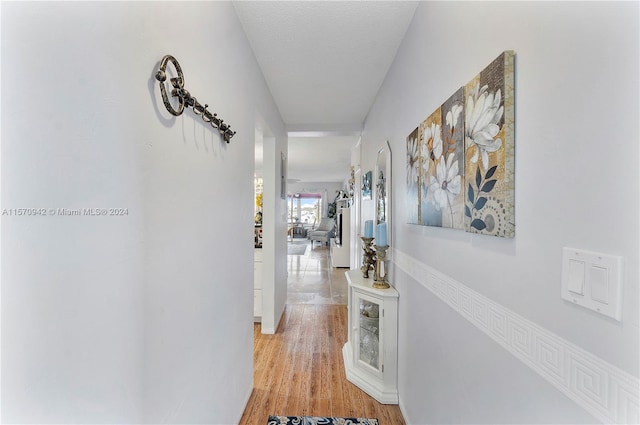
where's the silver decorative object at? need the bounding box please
[155,55,236,143]
[373,245,390,289]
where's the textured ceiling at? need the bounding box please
[235,1,418,182]
[287,136,355,183]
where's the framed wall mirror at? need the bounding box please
[374,140,391,246]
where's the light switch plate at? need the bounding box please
[561,247,623,321]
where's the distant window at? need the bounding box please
[288,193,321,225]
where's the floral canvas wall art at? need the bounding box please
[463,51,515,237]
[420,87,466,229]
[406,127,420,224]
[406,50,515,238]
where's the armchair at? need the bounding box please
[309,218,335,248]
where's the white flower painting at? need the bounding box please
[406,132,419,189]
[406,51,515,238]
[463,51,515,237]
[429,154,462,212]
[446,103,463,130]
[419,87,465,229]
[406,127,420,224]
[465,83,504,170]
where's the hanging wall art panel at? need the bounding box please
[407,50,515,238]
[406,127,420,225]
[464,51,515,237]
[420,87,466,230]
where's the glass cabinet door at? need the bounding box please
[356,293,382,372]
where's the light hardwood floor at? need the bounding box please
[239,243,406,424]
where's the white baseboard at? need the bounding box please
[262,304,286,335]
[393,248,639,425]
[236,385,254,425]
[342,343,399,404]
[398,398,411,425]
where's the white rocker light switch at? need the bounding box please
[567,259,585,295]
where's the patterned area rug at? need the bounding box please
[267,416,378,425]
[287,244,308,255]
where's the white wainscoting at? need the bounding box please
[393,248,639,424]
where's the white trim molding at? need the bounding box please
[393,248,640,424]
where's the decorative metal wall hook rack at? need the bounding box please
[155,55,236,143]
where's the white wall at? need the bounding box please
[1,2,285,423]
[260,130,289,334]
[361,1,639,424]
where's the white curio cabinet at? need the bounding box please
[342,270,399,404]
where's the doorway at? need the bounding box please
[253,118,288,334]
[288,192,322,240]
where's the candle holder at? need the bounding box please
[373,245,390,289]
[360,237,375,278]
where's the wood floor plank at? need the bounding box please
[330,395,348,418]
[319,351,332,399]
[287,396,302,417]
[377,401,398,425]
[309,352,321,398]
[390,405,408,425]
[269,343,290,397]
[244,388,267,425]
[309,397,331,417]
[362,398,379,420]
[238,389,257,424]
[273,394,288,417]
[288,352,305,404]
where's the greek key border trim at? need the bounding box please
[393,248,639,424]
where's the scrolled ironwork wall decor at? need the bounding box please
[155,55,236,143]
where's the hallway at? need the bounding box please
[239,242,405,424]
